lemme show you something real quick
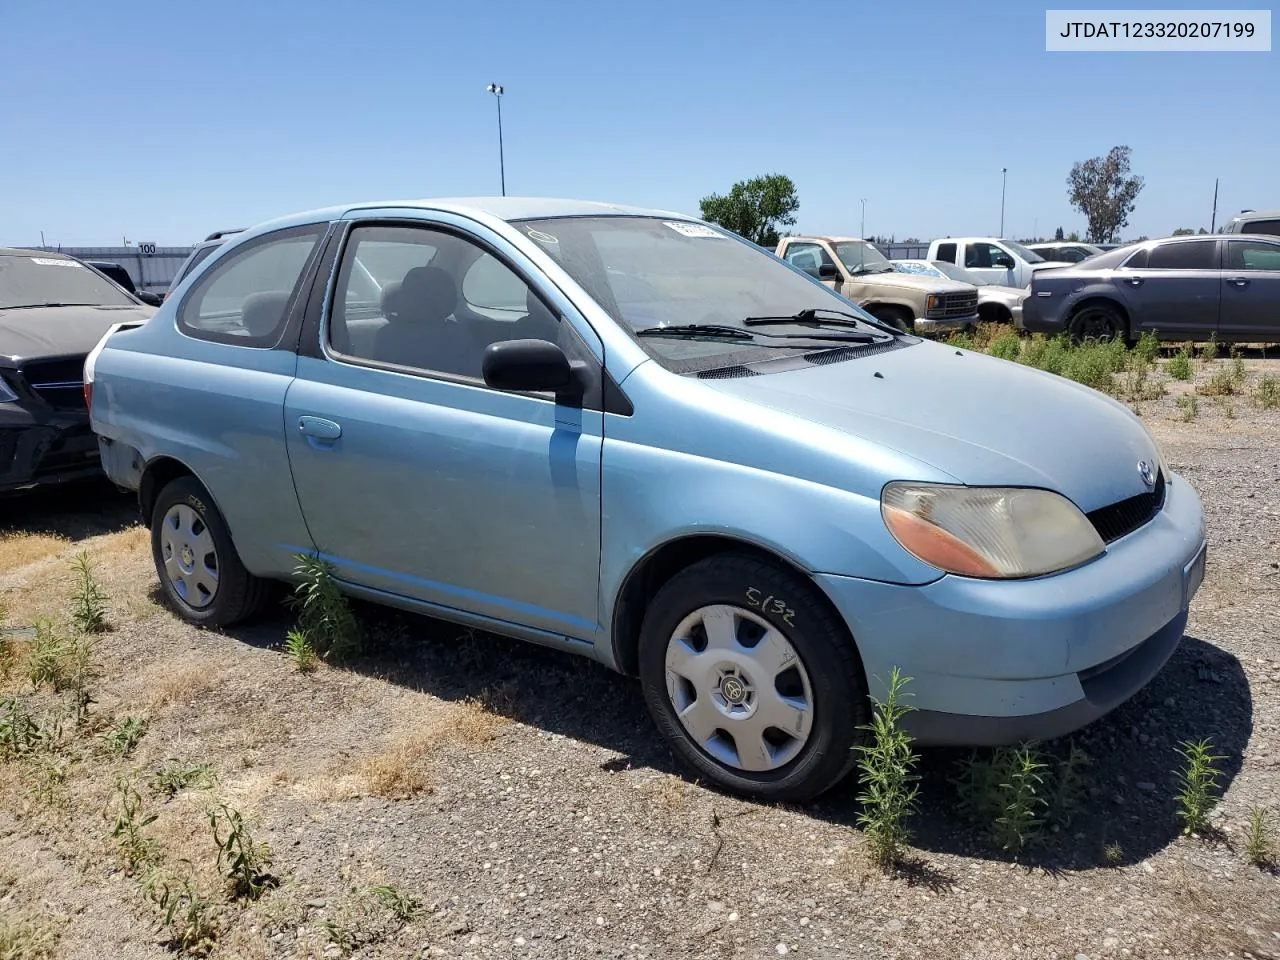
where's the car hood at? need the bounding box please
[700,340,1160,513]
[1029,261,1071,273]
[864,271,973,293]
[0,305,155,364]
[978,284,1028,305]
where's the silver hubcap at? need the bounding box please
[665,604,814,773]
[160,504,219,609]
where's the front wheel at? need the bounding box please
[638,553,869,802]
[1068,303,1124,343]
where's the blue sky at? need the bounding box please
[3,0,1275,246]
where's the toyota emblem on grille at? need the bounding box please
[1137,460,1155,487]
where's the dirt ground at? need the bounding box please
[1,356,1278,960]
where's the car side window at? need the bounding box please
[178,227,324,347]
[783,242,834,272]
[1147,240,1217,270]
[1121,248,1150,269]
[1226,240,1280,271]
[965,243,1005,269]
[328,223,559,381]
[1241,219,1280,236]
[935,242,957,264]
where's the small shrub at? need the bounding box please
[1102,842,1124,865]
[1174,738,1224,835]
[209,801,275,899]
[101,715,149,757]
[1047,743,1091,829]
[26,620,67,689]
[0,917,60,959]
[105,777,159,872]
[1118,357,1166,402]
[25,753,71,809]
[1059,340,1125,394]
[289,554,361,663]
[1197,369,1238,397]
[0,697,41,760]
[1133,330,1161,365]
[1257,375,1280,409]
[69,551,109,634]
[989,332,1021,361]
[1166,349,1193,381]
[1229,356,1247,386]
[954,743,1058,852]
[370,884,424,922]
[1019,333,1071,375]
[1243,807,1275,869]
[65,633,99,726]
[1201,333,1219,361]
[854,668,920,869]
[945,330,975,351]
[143,864,220,955]
[149,759,217,800]
[1176,395,1199,422]
[283,629,317,673]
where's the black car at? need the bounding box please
[83,260,164,306]
[1,248,154,493]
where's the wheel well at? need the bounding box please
[139,457,196,525]
[1067,297,1130,336]
[610,535,844,676]
[865,302,913,321]
[978,302,1011,324]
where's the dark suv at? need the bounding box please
[1,248,154,493]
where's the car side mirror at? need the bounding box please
[993,256,1015,269]
[482,339,587,402]
[137,292,163,307]
[818,262,841,280]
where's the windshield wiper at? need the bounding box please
[744,307,903,338]
[1,302,98,310]
[637,322,875,345]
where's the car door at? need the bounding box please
[781,241,841,290]
[1219,238,1280,340]
[283,214,605,644]
[1115,239,1222,340]
[962,241,1014,286]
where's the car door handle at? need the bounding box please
[1226,276,1250,288]
[1124,277,1144,287]
[297,416,342,441]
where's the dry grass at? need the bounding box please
[0,531,69,575]
[139,655,229,711]
[359,729,437,799]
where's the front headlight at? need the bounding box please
[881,482,1105,579]
[925,294,941,314]
[0,377,18,403]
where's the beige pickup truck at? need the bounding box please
[775,235,978,333]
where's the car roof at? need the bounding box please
[783,235,866,244]
[1230,209,1280,220]
[0,247,76,259]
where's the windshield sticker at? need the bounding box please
[662,221,724,239]
[526,229,559,245]
[28,257,82,267]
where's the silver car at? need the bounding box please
[892,259,1028,328]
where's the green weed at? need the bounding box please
[1174,738,1224,836]
[25,753,70,809]
[1046,743,1091,829]
[1133,330,1161,365]
[149,759,217,800]
[854,667,920,869]
[1102,842,1124,865]
[0,698,41,760]
[1258,375,1280,409]
[1201,332,1219,361]
[1229,356,1247,386]
[1175,395,1199,422]
[289,554,362,663]
[143,863,220,956]
[1166,349,1194,381]
[105,776,159,872]
[100,715,149,758]
[1018,333,1070,375]
[1197,369,1239,397]
[0,917,60,959]
[370,884,424,922]
[283,629,318,672]
[954,743,1064,852]
[209,801,275,900]
[26,620,67,689]
[989,332,1021,361]
[945,330,975,352]
[1243,807,1275,869]
[69,551,109,634]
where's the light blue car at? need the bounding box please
[85,198,1208,801]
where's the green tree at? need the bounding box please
[699,174,799,248]
[1054,225,1065,240]
[1171,227,1195,236]
[1066,146,1145,243]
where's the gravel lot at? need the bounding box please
[1,355,1277,960]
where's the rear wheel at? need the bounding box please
[150,476,272,627]
[868,305,914,334]
[1068,302,1124,343]
[638,553,869,802]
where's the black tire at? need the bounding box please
[150,476,273,628]
[869,306,913,334]
[1068,302,1125,343]
[638,553,869,803]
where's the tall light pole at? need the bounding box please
[860,198,867,239]
[999,167,1008,237]
[486,83,506,196]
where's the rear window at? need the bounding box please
[0,254,136,309]
[1239,218,1280,237]
[1148,240,1217,270]
[173,243,221,287]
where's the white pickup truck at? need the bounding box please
[926,237,1067,289]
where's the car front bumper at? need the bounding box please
[0,407,102,494]
[1020,293,1068,334]
[815,469,1207,745]
[915,311,978,334]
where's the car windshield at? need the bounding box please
[0,253,136,309]
[832,241,894,275]
[929,260,990,285]
[1001,240,1045,263]
[892,261,939,277]
[515,216,888,371]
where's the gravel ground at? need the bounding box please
[0,356,1277,960]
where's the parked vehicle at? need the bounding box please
[927,237,1067,288]
[162,229,245,301]
[1023,234,1280,342]
[0,248,154,493]
[87,198,1206,801]
[83,259,164,306]
[891,259,1028,327]
[1026,242,1104,264]
[1222,209,1280,237]
[775,236,977,333]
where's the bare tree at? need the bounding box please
[1066,146,1144,244]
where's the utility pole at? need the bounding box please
[860,198,866,239]
[486,83,506,196]
[1210,177,1219,233]
[1000,168,1008,237]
